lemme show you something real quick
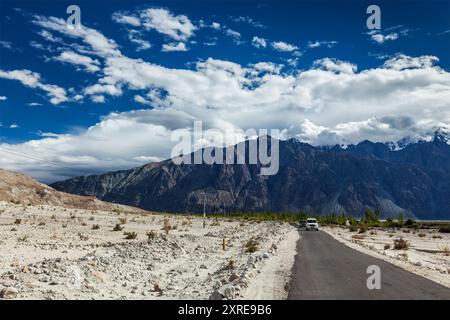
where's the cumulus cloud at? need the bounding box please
[90,95,106,103]
[125,30,152,51]
[0,69,68,105]
[383,54,439,70]
[162,42,187,52]
[53,51,101,73]
[139,8,196,41]
[272,41,298,52]
[367,26,409,44]
[4,14,449,182]
[252,36,267,48]
[211,22,221,30]
[313,58,357,74]
[0,96,7,101]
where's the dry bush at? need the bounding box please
[78,233,89,241]
[92,224,100,230]
[112,224,124,231]
[124,231,137,240]
[433,235,442,239]
[245,238,259,253]
[14,219,22,225]
[441,245,450,256]
[352,234,365,240]
[384,244,391,250]
[118,217,127,225]
[146,230,157,241]
[18,235,29,242]
[162,219,172,234]
[211,218,220,226]
[393,237,409,250]
[418,233,426,238]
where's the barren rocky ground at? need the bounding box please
[0,201,298,300]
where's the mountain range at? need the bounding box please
[50,130,450,219]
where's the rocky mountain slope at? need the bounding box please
[50,133,450,219]
[0,169,133,211]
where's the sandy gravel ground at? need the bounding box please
[0,201,297,300]
[322,225,450,288]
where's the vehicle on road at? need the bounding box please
[299,220,307,229]
[305,218,319,231]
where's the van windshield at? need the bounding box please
[307,219,317,223]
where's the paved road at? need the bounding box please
[288,230,450,300]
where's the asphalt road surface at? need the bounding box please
[288,230,450,300]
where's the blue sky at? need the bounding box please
[0,0,449,182]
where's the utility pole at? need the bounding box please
[203,192,206,228]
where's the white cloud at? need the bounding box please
[9,124,19,129]
[0,69,68,105]
[162,42,187,52]
[134,95,152,105]
[272,41,298,52]
[233,16,265,28]
[139,8,196,41]
[90,95,105,103]
[0,96,7,101]
[211,22,221,30]
[127,30,152,51]
[27,102,43,106]
[0,40,13,50]
[383,54,439,70]
[112,12,141,27]
[84,84,122,97]
[53,51,101,73]
[7,14,449,182]
[307,40,338,49]
[32,15,122,58]
[367,28,406,44]
[313,58,357,74]
[225,29,241,41]
[38,30,62,43]
[252,36,267,48]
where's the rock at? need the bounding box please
[223,286,235,299]
[263,253,270,259]
[0,287,18,299]
[229,273,239,282]
[209,290,224,300]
